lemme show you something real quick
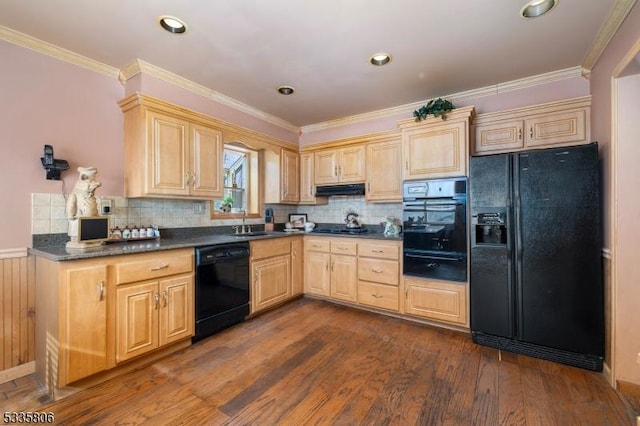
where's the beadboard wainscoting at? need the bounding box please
[0,249,35,383]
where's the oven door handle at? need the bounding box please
[425,205,457,212]
[405,252,464,262]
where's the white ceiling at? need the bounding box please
[0,0,622,127]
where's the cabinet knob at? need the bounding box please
[184,173,191,186]
[529,126,534,139]
[191,172,197,187]
[154,292,160,310]
[518,128,523,140]
[163,290,168,307]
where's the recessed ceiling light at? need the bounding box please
[370,53,392,66]
[277,86,295,95]
[520,0,558,19]
[159,16,187,34]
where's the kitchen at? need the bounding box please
[1,0,640,423]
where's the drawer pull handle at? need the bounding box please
[371,294,383,299]
[150,264,169,271]
[313,244,322,248]
[372,269,383,273]
[337,247,349,250]
[97,281,105,301]
[371,249,384,253]
[163,290,168,307]
[154,292,160,310]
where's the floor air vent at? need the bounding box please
[472,332,603,372]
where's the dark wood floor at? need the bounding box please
[1,298,638,425]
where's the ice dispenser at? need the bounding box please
[472,211,507,245]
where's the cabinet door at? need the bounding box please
[116,282,159,363]
[338,145,366,183]
[299,152,327,204]
[525,108,588,148]
[159,274,194,346]
[314,149,339,184]
[304,251,330,296]
[61,265,108,385]
[281,149,300,203]
[404,277,467,325]
[291,237,304,296]
[330,254,357,302]
[252,255,291,313]
[147,111,190,196]
[474,120,525,154]
[366,139,402,202]
[402,121,467,180]
[190,124,224,198]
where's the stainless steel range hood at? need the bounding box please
[315,183,365,196]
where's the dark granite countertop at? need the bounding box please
[29,228,402,261]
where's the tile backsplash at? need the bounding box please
[32,193,402,235]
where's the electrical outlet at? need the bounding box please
[193,202,205,214]
[100,198,113,215]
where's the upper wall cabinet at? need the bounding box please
[473,96,591,155]
[314,145,366,184]
[398,106,475,180]
[366,136,402,202]
[264,148,300,204]
[299,152,328,205]
[119,94,224,199]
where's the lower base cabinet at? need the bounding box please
[35,248,194,398]
[116,274,193,363]
[250,238,293,314]
[403,276,468,326]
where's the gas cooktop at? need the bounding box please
[311,228,369,234]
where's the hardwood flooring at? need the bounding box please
[1,298,638,425]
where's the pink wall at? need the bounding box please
[126,73,299,144]
[0,40,125,249]
[590,1,640,386]
[299,76,590,145]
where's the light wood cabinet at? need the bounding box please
[314,145,366,184]
[115,251,194,363]
[291,237,304,296]
[119,94,224,199]
[366,138,402,202]
[299,152,328,205]
[304,238,331,297]
[403,276,467,326]
[473,96,591,155]
[357,241,401,312]
[35,248,194,398]
[61,264,108,385]
[250,238,292,313]
[398,106,474,180]
[264,148,300,204]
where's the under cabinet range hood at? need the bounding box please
[315,183,365,196]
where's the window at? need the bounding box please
[212,143,261,218]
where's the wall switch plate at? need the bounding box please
[193,202,205,214]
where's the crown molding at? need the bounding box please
[0,25,120,79]
[301,66,585,134]
[120,59,299,133]
[582,0,637,71]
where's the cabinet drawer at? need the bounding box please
[331,239,357,255]
[115,252,193,285]
[358,242,399,260]
[358,258,399,286]
[357,281,399,312]
[305,238,331,252]
[251,238,290,260]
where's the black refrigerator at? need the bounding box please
[469,142,604,371]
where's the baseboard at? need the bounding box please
[0,361,35,384]
[618,379,640,396]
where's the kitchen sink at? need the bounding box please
[228,231,271,237]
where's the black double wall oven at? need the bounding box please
[402,177,468,282]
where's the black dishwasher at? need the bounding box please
[193,242,250,342]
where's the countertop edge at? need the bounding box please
[29,232,402,261]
